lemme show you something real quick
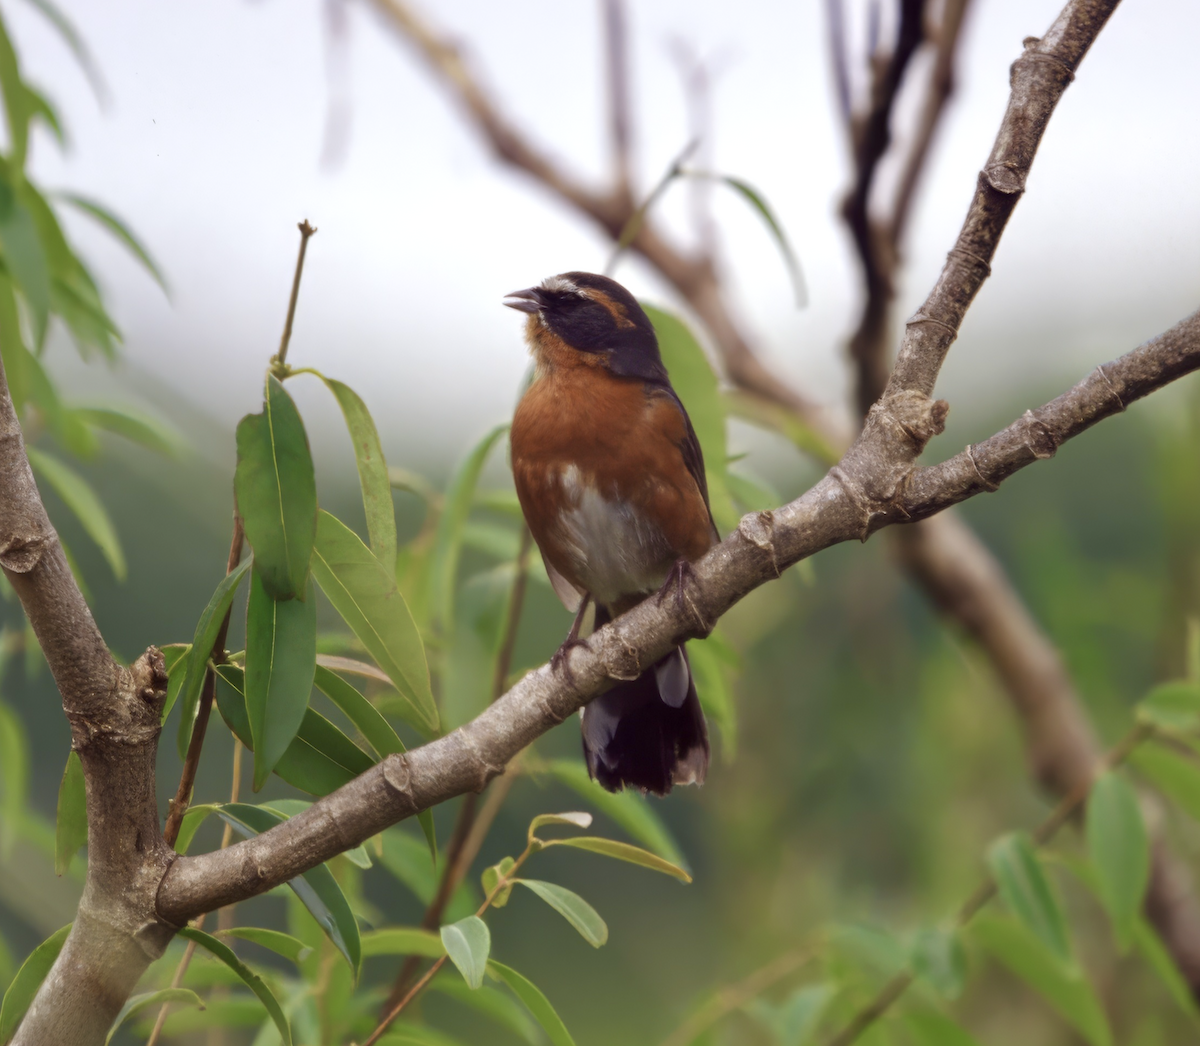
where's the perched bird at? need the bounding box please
[505,271,716,794]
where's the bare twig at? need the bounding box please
[275,219,318,370]
[602,0,633,205]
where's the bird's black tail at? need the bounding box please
[580,608,709,795]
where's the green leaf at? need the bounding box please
[482,856,516,908]
[1086,772,1148,952]
[175,560,250,757]
[744,982,833,1046]
[377,828,476,920]
[377,1022,471,1046]
[430,424,508,631]
[643,305,735,531]
[441,916,490,990]
[57,193,167,293]
[106,988,203,1044]
[177,927,291,1045]
[361,927,447,959]
[262,798,372,869]
[528,811,592,840]
[1131,916,1200,1027]
[217,804,361,976]
[488,960,577,1046]
[73,405,182,456]
[971,915,1110,1046]
[542,759,688,868]
[715,174,806,307]
[311,510,437,733]
[321,377,396,569]
[904,1010,983,1046]
[173,802,219,855]
[687,631,738,759]
[542,836,692,882]
[515,880,607,948]
[0,698,29,860]
[215,927,313,966]
[312,664,404,758]
[1136,680,1200,733]
[158,642,189,723]
[235,375,317,600]
[910,927,966,1000]
[54,750,85,875]
[1130,743,1200,821]
[245,572,317,790]
[0,924,71,1043]
[19,0,106,106]
[25,445,125,579]
[986,832,1071,962]
[429,978,540,1045]
[0,182,49,339]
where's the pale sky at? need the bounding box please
[11,0,1200,470]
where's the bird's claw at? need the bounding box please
[551,634,592,688]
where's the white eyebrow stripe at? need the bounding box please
[540,275,581,295]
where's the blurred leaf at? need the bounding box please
[178,927,291,1045]
[516,880,607,948]
[986,832,1071,962]
[216,927,313,966]
[321,376,395,569]
[688,631,738,759]
[0,923,70,1043]
[361,927,446,959]
[543,759,687,868]
[311,510,437,733]
[1130,744,1200,822]
[0,698,29,860]
[431,424,508,632]
[1136,680,1200,733]
[722,389,838,466]
[377,1022,470,1046]
[0,932,13,992]
[910,927,966,1000]
[218,803,361,976]
[235,375,317,601]
[1086,772,1148,952]
[25,445,125,579]
[430,977,540,1044]
[19,0,106,104]
[488,960,577,1046]
[23,84,61,147]
[0,274,26,411]
[175,560,250,756]
[73,405,182,457]
[972,915,1110,1046]
[482,856,516,908]
[744,982,832,1045]
[461,520,522,562]
[715,174,806,307]
[643,305,735,531]
[904,1010,982,1046]
[245,572,317,790]
[726,468,780,514]
[829,924,907,980]
[377,828,475,920]
[106,988,203,1044]
[441,916,490,990]
[57,193,167,292]
[0,180,49,341]
[173,802,219,855]
[1131,916,1200,1027]
[53,750,85,875]
[543,836,692,883]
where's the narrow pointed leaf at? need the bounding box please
[54,750,86,875]
[235,375,317,600]
[20,0,107,104]
[174,803,220,854]
[1130,744,1200,822]
[1086,772,1148,952]
[441,916,490,990]
[73,405,182,456]
[543,836,692,882]
[25,445,125,579]
[321,377,395,568]
[0,698,29,859]
[986,832,1071,962]
[430,978,541,1045]
[482,856,516,908]
[910,927,967,1000]
[528,811,592,840]
[1132,916,1200,1027]
[430,424,508,631]
[904,1010,983,1046]
[361,927,446,959]
[176,561,250,758]
[487,960,577,1046]
[106,988,203,1044]
[745,982,833,1045]
[58,193,167,292]
[245,573,317,790]
[543,759,686,867]
[311,510,437,732]
[972,915,1110,1046]
[717,174,807,306]
[0,924,71,1043]
[178,927,291,1045]
[516,880,607,947]
[1136,680,1200,733]
[158,642,189,723]
[0,185,49,337]
[216,927,313,965]
[218,804,361,975]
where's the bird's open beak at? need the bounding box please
[503,288,544,314]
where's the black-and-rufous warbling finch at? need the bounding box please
[505,271,715,795]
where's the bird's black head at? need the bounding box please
[504,271,667,384]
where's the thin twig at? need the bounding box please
[605,138,699,276]
[163,516,245,847]
[275,219,318,370]
[602,0,633,204]
[379,526,533,1015]
[824,721,1155,1046]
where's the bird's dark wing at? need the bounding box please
[658,386,719,541]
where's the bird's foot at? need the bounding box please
[551,634,591,688]
[656,558,707,632]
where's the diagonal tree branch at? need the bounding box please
[157,306,1200,922]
